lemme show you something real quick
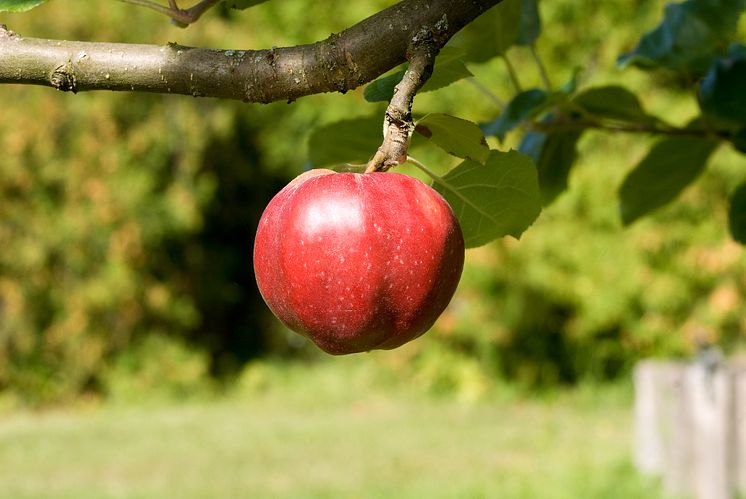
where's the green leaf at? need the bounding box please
[699,43,746,130]
[482,89,550,141]
[432,150,542,247]
[573,86,660,125]
[517,0,542,46]
[307,115,383,168]
[618,0,746,75]
[0,0,47,12]
[449,0,523,62]
[420,50,473,93]
[415,114,489,163]
[728,181,746,243]
[364,71,405,104]
[619,136,719,225]
[519,128,583,205]
[364,48,473,103]
[224,0,270,9]
[559,66,582,95]
[731,127,746,153]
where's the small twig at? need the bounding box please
[502,53,522,94]
[530,44,552,91]
[532,117,729,139]
[465,77,505,109]
[118,0,221,26]
[365,21,446,173]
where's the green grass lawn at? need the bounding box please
[0,360,663,499]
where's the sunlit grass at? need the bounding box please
[0,359,663,499]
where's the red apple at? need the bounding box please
[253,169,464,354]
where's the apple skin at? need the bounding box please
[253,169,465,355]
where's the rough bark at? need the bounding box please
[366,25,442,172]
[0,0,502,103]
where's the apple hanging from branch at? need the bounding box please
[253,169,464,354]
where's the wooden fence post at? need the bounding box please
[634,361,692,496]
[633,361,664,475]
[634,361,665,475]
[662,364,694,497]
[633,359,745,499]
[734,363,746,496]
[687,364,732,499]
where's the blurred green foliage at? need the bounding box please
[1,0,745,403]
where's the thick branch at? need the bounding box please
[0,0,501,103]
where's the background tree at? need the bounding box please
[0,0,744,402]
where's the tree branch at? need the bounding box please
[532,117,731,139]
[118,0,222,27]
[0,0,502,103]
[365,25,442,172]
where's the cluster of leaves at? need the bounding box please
[3,0,547,253]
[308,0,746,247]
[8,0,742,246]
[2,0,744,402]
[0,91,302,403]
[0,0,410,403]
[0,91,200,401]
[0,0,268,13]
[301,0,746,388]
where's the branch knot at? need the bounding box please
[50,63,78,93]
[0,24,20,41]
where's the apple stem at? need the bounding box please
[365,21,448,173]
